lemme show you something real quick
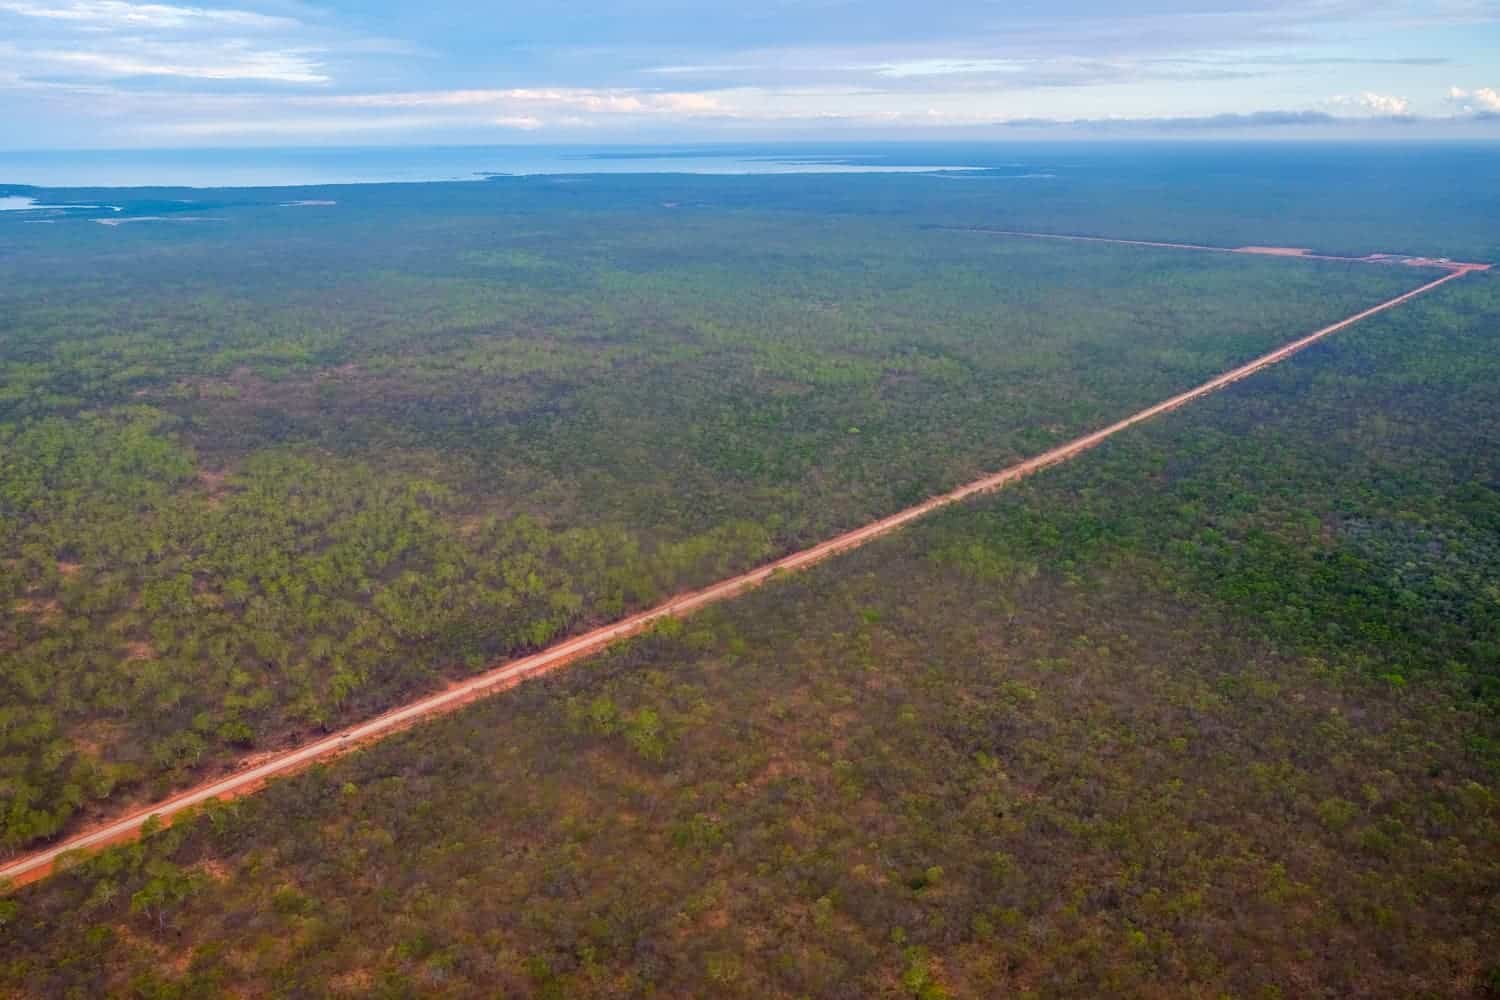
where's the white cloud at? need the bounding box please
[309,88,724,116]
[142,114,454,136]
[32,41,328,82]
[644,64,759,76]
[5,3,1498,146]
[316,89,517,109]
[49,84,734,142]
[0,1,295,30]
[1325,91,1411,115]
[1447,85,1500,111]
[1,0,327,84]
[873,58,1027,78]
[650,91,722,113]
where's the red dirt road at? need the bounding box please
[0,263,1482,891]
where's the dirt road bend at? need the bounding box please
[0,264,1481,890]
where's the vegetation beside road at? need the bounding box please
[3,268,1495,998]
[0,190,1423,851]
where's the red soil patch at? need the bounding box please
[198,469,231,492]
[123,641,158,662]
[197,467,236,509]
[191,859,231,882]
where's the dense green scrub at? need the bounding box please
[2,270,1494,998]
[931,270,1500,732]
[0,187,1426,850]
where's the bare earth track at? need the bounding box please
[1,243,1487,889]
[947,226,1493,273]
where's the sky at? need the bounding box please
[1,0,1498,147]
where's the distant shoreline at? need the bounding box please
[4,138,1496,192]
[0,143,1001,190]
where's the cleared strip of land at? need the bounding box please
[0,261,1480,890]
[948,227,1493,272]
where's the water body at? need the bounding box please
[0,195,120,212]
[0,145,993,188]
[1,143,1496,263]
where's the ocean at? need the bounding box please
[1,142,1496,263]
[0,144,1003,188]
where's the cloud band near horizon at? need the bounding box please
[1,0,1498,146]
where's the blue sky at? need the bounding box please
[1,0,1497,147]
